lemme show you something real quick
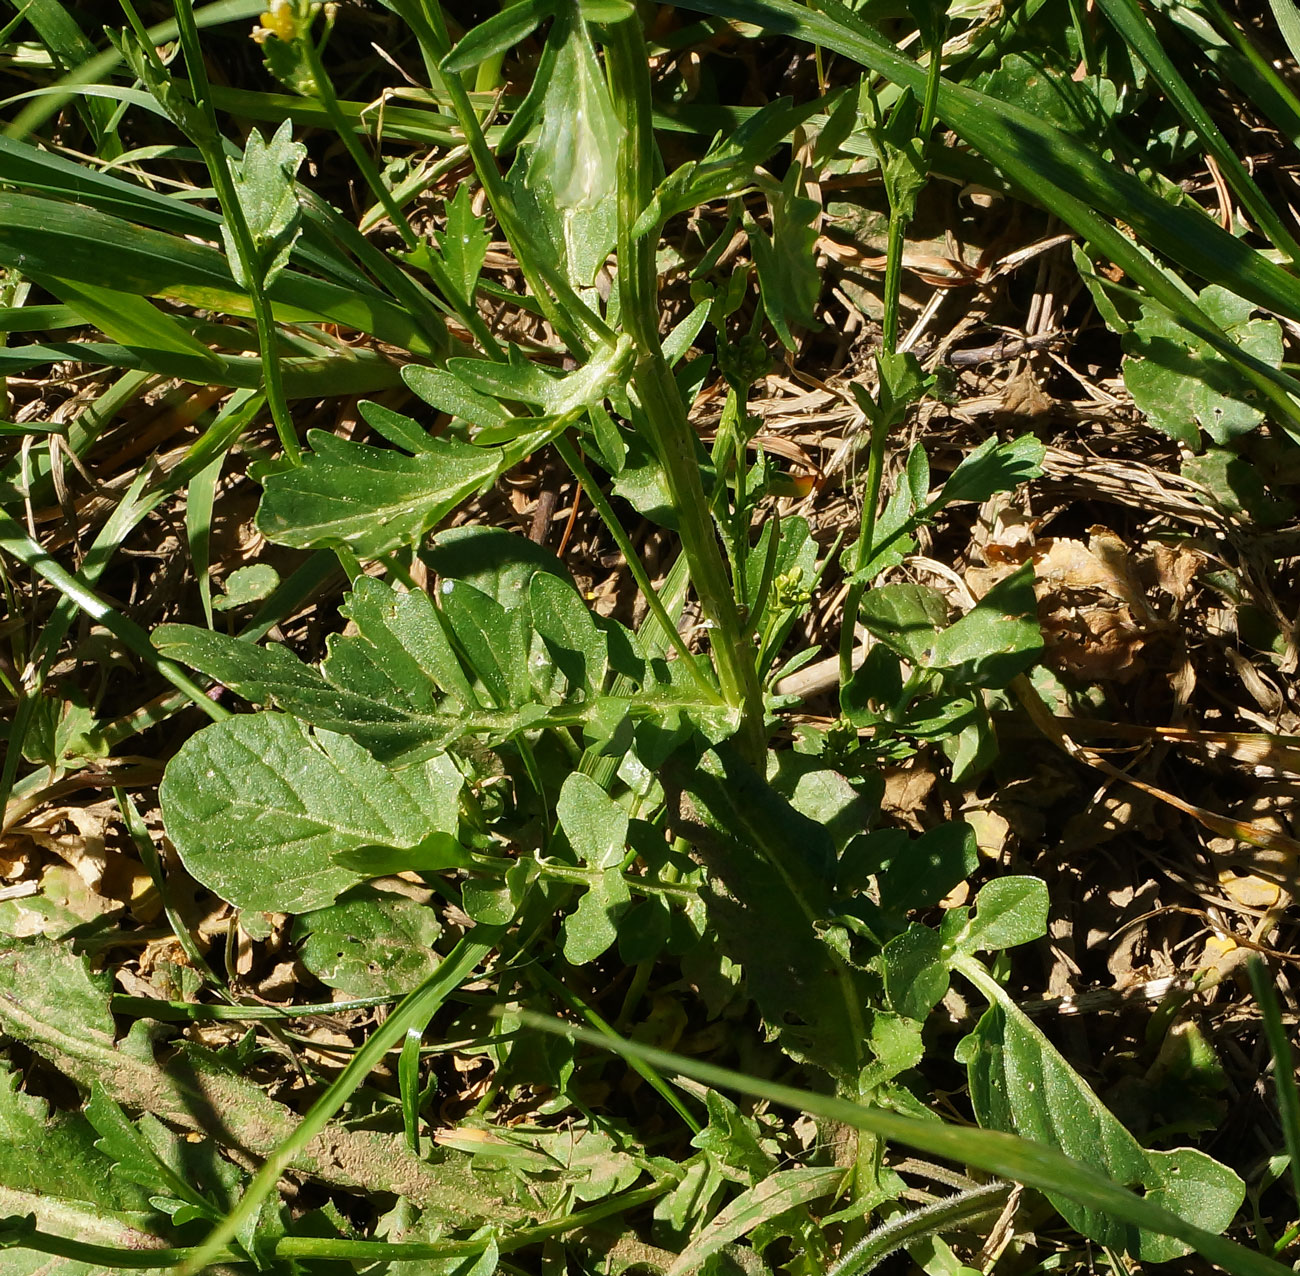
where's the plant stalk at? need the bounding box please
[169,0,300,464]
[838,29,943,688]
[604,13,766,762]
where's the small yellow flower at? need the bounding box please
[252,0,295,44]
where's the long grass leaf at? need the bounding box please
[0,340,404,397]
[0,191,439,354]
[1093,0,1300,262]
[0,303,82,332]
[187,454,224,629]
[0,129,216,234]
[0,132,401,301]
[1267,0,1300,66]
[1247,957,1300,1216]
[12,0,121,149]
[1150,0,1300,145]
[37,275,220,365]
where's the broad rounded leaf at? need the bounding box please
[1123,284,1283,447]
[857,583,948,665]
[937,434,1045,507]
[953,876,1049,954]
[530,571,606,695]
[877,820,979,915]
[557,772,628,868]
[928,564,1042,688]
[562,866,631,965]
[294,888,443,996]
[159,713,462,913]
[881,923,949,1021]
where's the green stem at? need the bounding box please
[112,992,396,1021]
[0,1233,201,1270]
[604,14,766,762]
[169,0,300,464]
[879,199,908,356]
[283,1178,674,1257]
[1274,1222,1300,1256]
[301,31,418,250]
[524,858,698,899]
[295,29,503,357]
[829,1182,1011,1276]
[838,412,888,687]
[838,34,943,688]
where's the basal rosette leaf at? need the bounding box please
[156,569,733,768]
[293,887,444,996]
[159,714,464,912]
[665,742,865,1079]
[153,613,464,767]
[0,1055,172,1274]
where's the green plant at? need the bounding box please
[1,0,1297,1270]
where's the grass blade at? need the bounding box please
[12,0,121,149]
[0,190,441,354]
[1247,957,1300,1216]
[0,133,218,235]
[4,0,265,142]
[186,453,224,629]
[38,275,220,366]
[1151,0,1300,145]
[0,339,405,397]
[1267,0,1300,66]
